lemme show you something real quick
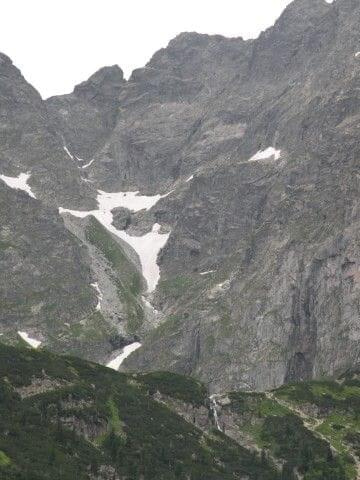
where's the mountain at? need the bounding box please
[1,0,360,394]
[0,343,359,479]
[0,56,146,364]
[46,65,125,162]
[0,183,107,359]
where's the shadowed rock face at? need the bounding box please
[0,53,97,209]
[1,0,360,391]
[0,62,127,361]
[46,65,125,161]
[0,183,100,354]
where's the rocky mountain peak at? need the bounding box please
[280,0,333,19]
[145,31,246,79]
[165,31,230,49]
[46,65,125,162]
[0,52,12,66]
[73,64,125,101]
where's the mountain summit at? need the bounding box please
[0,0,360,395]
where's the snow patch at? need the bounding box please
[199,270,216,276]
[208,279,231,299]
[217,280,230,289]
[59,208,89,218]
[98,190,169,213]
[142,295,158,315]
[248,147,281,162]
[110,222,170,293]
[81,176,94,183]
[91,282,103,311]
[63,145,84,162]
[107,342,142,370]
[81,159,95,169]
[63,145,74,160]
[18,331,41,349]
[59,189,171,292]
[0,172,36,198]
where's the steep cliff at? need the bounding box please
[118,0,360,391]
[1,0,360,392]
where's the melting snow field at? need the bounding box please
[118,223,169,292]
[59,190,171,292]
[0,172,36,199]
[97,190,167,212]
[107,342,142,370]
[18,331,41,349]
[248,147,281,162]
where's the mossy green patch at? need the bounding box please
[148,314,182,341]
[0,451,11,467]
[107,397,126,440]
[276,379,360,412]
[229,392,290,418]
[228,392,291,448]
[260,415,350,480]
[0,241,14,250]
[85,216,144,333]
[137,371,208,407]
[158,275,194,300]
[73,312,112,341]
[86,217,141,284]
[228,389,357,479]
[316,412,360,454]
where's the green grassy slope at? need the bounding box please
[0,344,278,480]
[85,216,145,334]
[1,342,359,479]
[227,372,360,480]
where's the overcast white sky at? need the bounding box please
[0,0,293,99]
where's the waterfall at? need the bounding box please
[210,394,221,431]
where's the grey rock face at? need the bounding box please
[1,0,360,392]
[119,0,360,391]
[111,207,131,230]
[0,61,132,362]
[0,53,96,209]
[46,66,125,162]
[0,183,100,351]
